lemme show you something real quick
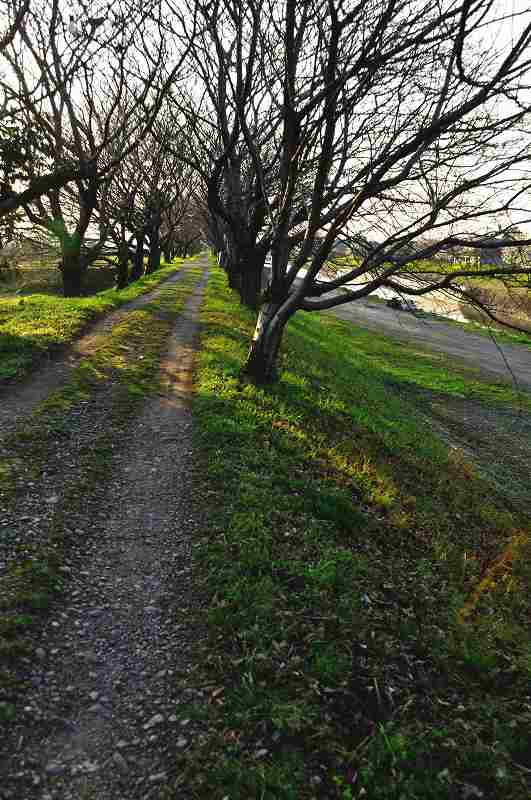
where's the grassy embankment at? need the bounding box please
[0,263,205,717]
[0,257,194,383]
[180,265,531,799]
[329,255,531,348]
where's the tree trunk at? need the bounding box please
[146,202,162,274]
[147,224,161,274]
[223,239,241,289]
[116,243,130,289]
[59,246,87,297]
[163,247,172,263]
[148,238,161,273]
[240,250,266,310]
[220,239,266,309]
[130,231,145,282]
[227,264,241,291]
[242,301,288,384]
[224,248,241,290]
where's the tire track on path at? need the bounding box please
[1,260,209,800]
[0,260,197,439]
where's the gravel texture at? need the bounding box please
[1,259,210,799]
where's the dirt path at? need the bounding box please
[2,258,528,799]
[0,263,194,439]
[1,259,209,799]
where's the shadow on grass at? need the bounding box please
[186,267,531,800]
[196,280,525,565]
[0,332,48,383]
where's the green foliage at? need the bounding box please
[44,218,81,253]
[203,754,304,800]
[0,702,16,723]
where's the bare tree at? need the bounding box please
[0,2,103,217]
[0,0,195,293]
[0,0,30,51]
[170,0,284,309]
[202,0,531,382]
[159,188,203,261]
[95,115,202,286]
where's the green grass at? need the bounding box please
[0,257,194,383]
[0,263,205,707]
[178,265,531,799]
[321,320,531,409]
[344,287,531,349]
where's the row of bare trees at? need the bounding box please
[0,0,203,293]
[2,0,531,381]
[176,0,531,381]
[98,118,203,288]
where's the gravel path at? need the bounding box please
[1,260,209,799]
[0,265,193,440]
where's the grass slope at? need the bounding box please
[182,266,531,800]
[0,257,193,384]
